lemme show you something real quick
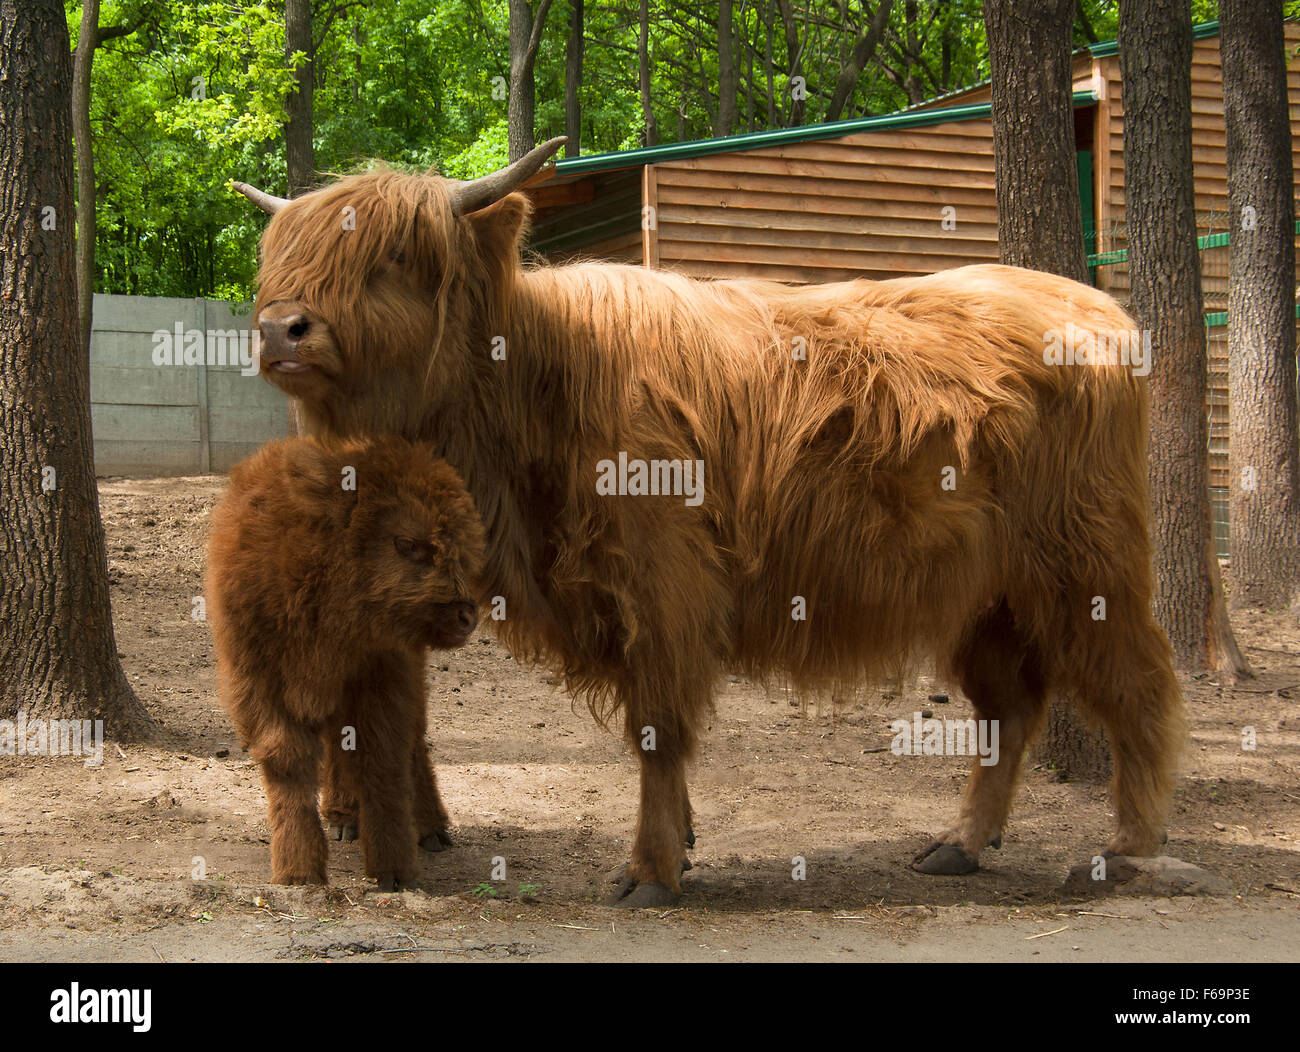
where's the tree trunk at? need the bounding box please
[825,0,895,123]
[639,0,657,146]
[984,0,1087,281]
[764,3,776,127]
[717,0,737,135]
[775,0,805,126]
[903,0,925,104]
[508,0,553,162]
[285,0,315,197]
[0,0,150,736]
[1221,0,1300,610]
[72,0,99,357]
[746,13,755,131]
[564,0,583,157]
[984,0,1108,781]
[1119,0,1252,681]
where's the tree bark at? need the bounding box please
[564,0,583,157]
[1221,0,1300,610]
[825,0,895,123]
[639,0,657,146]
[1119,0,1252,681]
[763,2,776,127]
[717,0,737,135]
[70,6,137,351]
[984,0,1088,281]
[508,0,554,161]
[285,0,315,197]
[0,0,150,736]
[984,0,1107,781]
[774,0,805,126]
[72,0,100,357]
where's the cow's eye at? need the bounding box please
[389,249,406,265]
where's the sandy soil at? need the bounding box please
[0,475,1297,962]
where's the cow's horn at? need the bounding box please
[449,136,567,216]
[232,181,290,215]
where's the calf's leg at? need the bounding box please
[250,715,328,885]
[320,718,360,841]
[409,689,454,852]
[350,653,421,891]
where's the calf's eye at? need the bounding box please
[393,536,434,563]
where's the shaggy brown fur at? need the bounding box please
[247,171,1185,905]
[206,435,485,888]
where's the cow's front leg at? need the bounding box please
[610,708,697,908]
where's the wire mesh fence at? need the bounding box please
[1083,209,1298,560]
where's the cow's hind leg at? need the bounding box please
[913,601,1047,875]
[1074,610,1183,857]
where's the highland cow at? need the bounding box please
[206,436,485,889]
[234,138,1185,907]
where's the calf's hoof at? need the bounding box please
[328,822,359,842]
[609,878,681,909]
[911,841,979,875]
[374,874,418,893]
[273,870,327,886]
[419,830,454,853]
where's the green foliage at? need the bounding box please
[70,0,1221,298]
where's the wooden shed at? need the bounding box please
[525,19,1300,551]
[525,98,1010,281]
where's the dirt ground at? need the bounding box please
[0,475,1298,962]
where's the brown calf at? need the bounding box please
[206,436,484,888]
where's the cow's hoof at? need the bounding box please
[608,857,689,883]
[686,826,696,849]
[912,841,979,875]
[988,833,1002,850]
[328,822,358,842]
[419,830,453,853]
[609,879,681,909]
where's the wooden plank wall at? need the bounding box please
[528,169,644,264]
[651,118,1000,283]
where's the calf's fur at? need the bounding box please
[206,435,484,888]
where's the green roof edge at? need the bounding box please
[1086,18,1219,57]
[554,90,1099,177]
